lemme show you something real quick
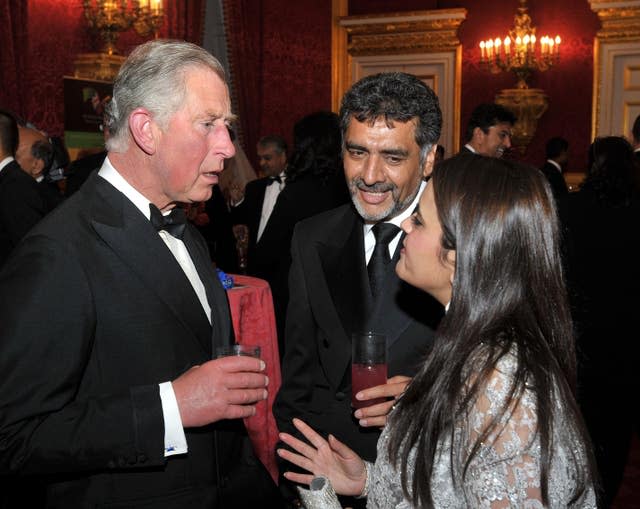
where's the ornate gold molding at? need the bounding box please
[590,1,640,41]
[73,53,125,82]
[339,9,467,56]
[590,1,640,139]
[331,0,349,112]
[331,8,466,150]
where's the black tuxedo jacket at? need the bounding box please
[233,174,349,353]
[0,160,46,265]
[64,149,107,197]
[0,172,279,508]
[540,161,569,205]
[273,203,443,463]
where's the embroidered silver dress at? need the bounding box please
[298,352,596,509]
[367,353,596,508]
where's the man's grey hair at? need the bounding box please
[105,40,226,152]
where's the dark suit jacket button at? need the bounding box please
[117,457,127,467]
[335,391,345,401]
[107,460,116,468]
[322,339,329,348]
[138,454,147,463]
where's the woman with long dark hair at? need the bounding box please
[278,154,597,508]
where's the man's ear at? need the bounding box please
[128,108,157,155]
[472,126,485,145]
[421,144,438,179]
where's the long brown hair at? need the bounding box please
[388,154,596,507]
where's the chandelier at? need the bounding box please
[83,0,165,56]
[479,0,560,89]
[477,0,561,153]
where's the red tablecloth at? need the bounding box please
[226,274,281,484]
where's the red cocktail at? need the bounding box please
[351,362,388,409]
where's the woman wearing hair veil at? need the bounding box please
[278,154,597,508]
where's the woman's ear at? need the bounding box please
[447,250,456,284]
[128,108,157,155]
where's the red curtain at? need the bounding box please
[222,0,263,166]
[164,0,206,43]
[0,1,27,117]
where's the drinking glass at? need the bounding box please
[351,332,387,409]
[215,344,261,359]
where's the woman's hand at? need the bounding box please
[278,418,367,497]
[353,375,411,428]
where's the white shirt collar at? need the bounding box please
[464,143,477,153]
[97,156,155,220]
[0,156,14,173]
[546,159,562,172]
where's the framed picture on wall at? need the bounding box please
[63,77,113,159]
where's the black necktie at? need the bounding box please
[149,203,187,240]
[268,175,282,184]
[368,222,400,298]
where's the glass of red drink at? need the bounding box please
[351,332,387,409]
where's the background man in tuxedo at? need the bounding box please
[15,126,54,182]
[15,125,63,212]
[230,135,288,272]
[462,102,516,158]
[274,72,444,506]
[540,136,570,205]
[0,40,281,508]
[0,110,46,266]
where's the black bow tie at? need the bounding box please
[268,175,282,184]
[149,204,187,240]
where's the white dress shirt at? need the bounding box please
[0,156,14,173]
[257,172,286,242]
[363,180,426,264]
[98,157,214,457]
[546,159,562,173]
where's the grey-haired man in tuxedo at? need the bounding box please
[0,40,282,508]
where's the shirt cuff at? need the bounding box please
[159,381,188,457]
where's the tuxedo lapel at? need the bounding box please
[89,177,213,356]
[181,225,232,352]
[313,208,370,387]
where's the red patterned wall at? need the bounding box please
[258,0,333,151]
[1,1,600,172]
[0,0,202,138]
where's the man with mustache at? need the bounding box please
[274,72,444,507]
[462,102,516,158]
